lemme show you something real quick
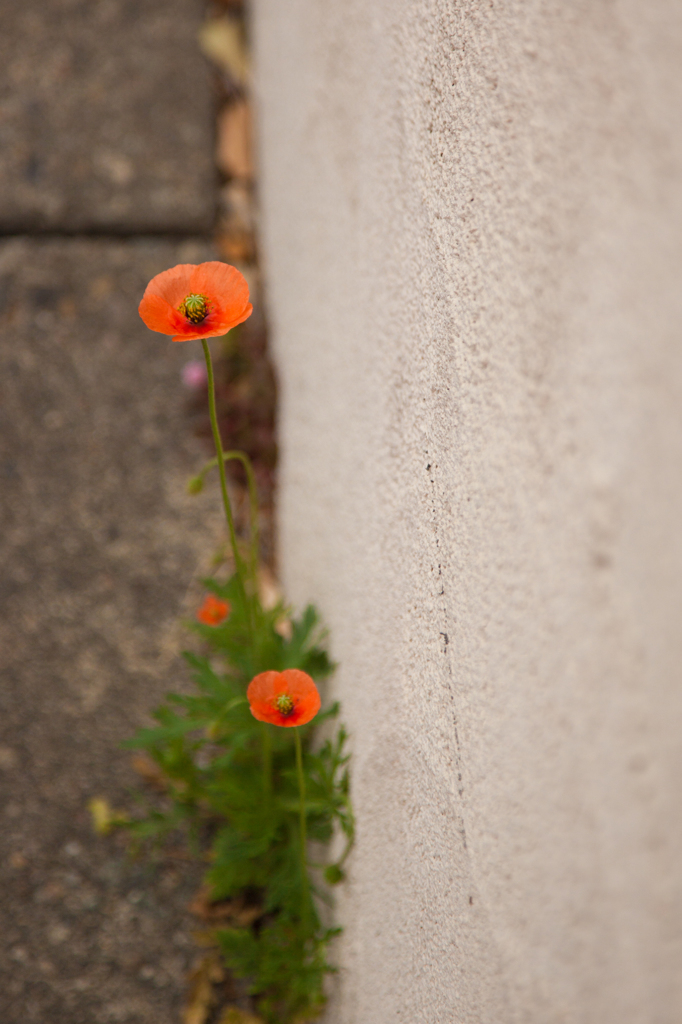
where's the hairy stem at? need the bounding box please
[294,727,310,925]
[261,722,272,801]
[194,450,260,589]
[201,339,254,638]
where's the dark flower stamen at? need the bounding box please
[179,293,209,324]
[274,693,295,716]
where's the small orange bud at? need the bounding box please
[196,594,230,626]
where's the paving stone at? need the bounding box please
[0,238,231,1023]
[0,0,216,233]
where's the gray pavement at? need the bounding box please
[0,0,215,233]
[0,238,228,1022]
[0,3,230,1020]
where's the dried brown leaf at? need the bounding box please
[190,929,220,949]
[221,181,254,233]
[217,100,253,181]
[189,886,261,927]
[216,230,255,264]
[256,565,281,611]
[183,953,224,1024]
[217,1008,264,1024]
[130,753,167,791]
[88,797,129,835]
[199,17,249,84]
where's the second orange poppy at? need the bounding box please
[247,669,321,728]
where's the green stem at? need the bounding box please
[201,339,254,638]
[193,450,260,588]
[261,722,272,800]
[294,727,310,924]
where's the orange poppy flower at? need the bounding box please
[247,669,321,728]
[197,594,230,626]
[138,262,253,342]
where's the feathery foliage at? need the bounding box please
[123,572,353,1023]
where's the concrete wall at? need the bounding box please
[252,2,682,1021]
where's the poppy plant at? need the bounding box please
[138,262,253,342]
[247,669,321,728]
[197,594,230,627]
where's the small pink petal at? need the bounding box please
[181,360,208,389]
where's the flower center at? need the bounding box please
[178,293,209,324]
[274,693,294,716]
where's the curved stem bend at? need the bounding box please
[201,339,255,640]
[191,449,260,586]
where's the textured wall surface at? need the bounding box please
[252,2,682,1021]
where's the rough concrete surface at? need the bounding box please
[253,1,682,1021]
[0,239,226,1023]
[0,0,215,233]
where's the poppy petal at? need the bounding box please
[171,302,253,342]
[190,262,250,313]
[138,293,186,336]
[139,262,253,342]
[144,264,195,307]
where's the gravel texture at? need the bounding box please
[0,238,228,1023]
[0,0,215,233]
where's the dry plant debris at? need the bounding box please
[217,101,254,184]
[192,2,278,562]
